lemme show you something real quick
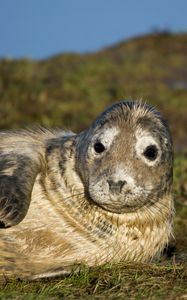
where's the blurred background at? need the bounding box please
[0,0,186,152]
[0,0,187,265]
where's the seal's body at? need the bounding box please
[0,101,173,280]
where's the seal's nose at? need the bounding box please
[107,180,126,194]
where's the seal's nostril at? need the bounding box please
[118,180,127,190]
[107,180,127,194]
[0,221,5,228]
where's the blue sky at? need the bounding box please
[0,0,187,59]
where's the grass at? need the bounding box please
[1,262,187,299]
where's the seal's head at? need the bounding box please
[76,101,173,214]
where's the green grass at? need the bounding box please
[1,262,187,299]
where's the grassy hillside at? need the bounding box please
[0,33,187,299]
[0,32,187,149]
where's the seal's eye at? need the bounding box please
[143,145,158,161]
[94,142,105,154]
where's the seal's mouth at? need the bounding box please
[86,190,143,214]
[97,202,143,214]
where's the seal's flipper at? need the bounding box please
[0,154,41,227]
[0,131,45,228]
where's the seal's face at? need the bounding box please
[77,101,173,214]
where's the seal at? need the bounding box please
[0,100,174,280]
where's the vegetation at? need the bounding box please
[1,263,187,299]
[0,32,187,299]
[0,32,187,149]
